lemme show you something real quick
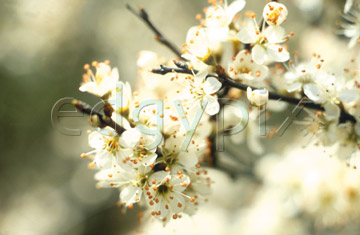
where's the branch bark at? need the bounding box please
[72,99,126,135]
[151,63,357,123]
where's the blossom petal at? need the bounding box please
[120,185,142,206]
[339,89,359,103]
[287,82,302,93]
[88,131,104,149]
[237,19,257,43]
[303,83,321,102]
[324,103,340,121]
[177,152,198,169]
[204,95,220,115]
[225,0,246,25]
[252,44,267,64]
[264,26,285,43]
[266,44,289,62]
[203,77,222,94]
[119,128,141,148]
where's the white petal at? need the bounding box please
[286,82,302,93]
[225,0,246,25]
[119,128,141,148]
[111,68,119,82]
[266,44,289,62]
[303,83,321,102]
[204,95,220,115]
[94,151,112,168]
[120,185,142,206]
[264,26,285,43]
[170,175,190,193]
[88,131,104,149]
[142,152,158,166]
[237,19,257,43]
[79,82,103,96]
[168,192,185,213]
[177,152,198,169]
[252,44,267,64]
[324,103,340,121]
[203,77,222,94]
[339,89,359,103]
[149,171,168,185]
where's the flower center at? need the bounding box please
[158,184,169,195]
[104,137,120,154]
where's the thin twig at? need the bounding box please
[126,4,182,58]
[151,64,357,123]
[72,99,126,135]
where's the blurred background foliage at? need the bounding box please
[0,0,349,234]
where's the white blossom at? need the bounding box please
[237,15,290,64]
[79,61,119,98]
[145,171,193,223]
[227,50,268,81]
[182,71,222,115]
[263,2,288,26]
[247,87,269,106]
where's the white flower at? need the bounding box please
[117,128,158,170]
[145,171,193,223]
[157,132,205,173]
[79,61,119,98]
[257,146,360,226]
[247,87,269,106]
[182,71,222,115]
[84,128,131,169]
[95,165,152,207]
[295,110,338,146]
[303,74,358,121]
[237,16,290,64]
[228,50,268,81]
[182,27,214,65]
[284,57,323,93]
[205,0,245,29]
[263,2,288,26]
[204,0,246,42]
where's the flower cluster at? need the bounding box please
[79,60,212,224]
[70,0,360,227]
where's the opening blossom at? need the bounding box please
[237,4,290,65]
[204,0,246,42]
[79,61,119,98]
[182,71,222,115]
[263,2,288,26]
[247,87,269,106]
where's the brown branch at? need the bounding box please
[72,99,126,135]
[151,63,357,123]
[126,4,182,58]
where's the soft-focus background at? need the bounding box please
[0,0,350,234]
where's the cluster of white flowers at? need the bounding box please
[253,145,360,230]
[78,59,216,224]
[69,0,360,228]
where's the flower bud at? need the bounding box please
[263,2,288,26]
[89,114,101,127]
[247,87,269,106]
